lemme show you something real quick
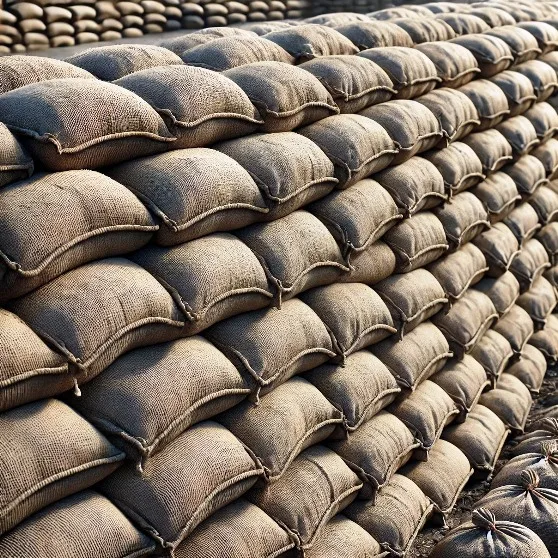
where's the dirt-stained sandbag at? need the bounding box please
[473,271,520,318]
[335,21,414,50]
[495,116,539,158]
[532,138,558,179]
[462,129,513,174]
[470,329,514,387]
[459,79,510,130]
[524,102,558,142]
[531,188,558,226]
[473,222,520,277]
[512,60,558,103]
[485,25,541,64]
[450,34,513,77]
[539,222,558,265]
[467,7,515,28]
[510,238,551,292]
[517,21,558,54]
[507,343,548,394]
[338,240,396,285]
[514,419,558,455]
[503,155,548,198]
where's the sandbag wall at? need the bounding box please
[1,5,558,558]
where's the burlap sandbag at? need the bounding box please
[248,446,362,551]
[298,55,396,114]
[359,100,443,164]
[0,399,125,535]
[0,123,33,190]
[524,102,558,142]
[306,13,369,26]
[539,223,558,265]
[467,7,514,27]
[431,355,490,422]
[159,27,258,55]
[450,34,513,77]
[206,298,335,398]
[473,222,521,277]
[180,36,294,71]
[236,211,348,302]
[532,138,558,179]
[338,241,396,286]
[422,142,484,197]
[375,156,446,217]
[372,7,422,19]
[471,172,520,225]
[308,179,401,259]
[357,46,439,99]
[517,276,557,330]
[0,79,175,171]
[475,470,558,554]
[305,350,400,433]
[517,21,558,54]
[114,65,262,148]
[345,474,433,558]
[435,13,490,35]
[507,343,548,394]
[0,170,157,303]
[298,114,398,188]
[462,129,513,174]
[99,422,263,552]
[503,155,549,198]
[531,188,558,226]
[495,116,539,158]
[131,235,273,333]
[473,271,520,317]
[373,321,452,391]
[489,70,537,117]
[0,491,157,558]
[108,149,267,245]
[335,21,413,50]
[505,203,543,247]
[469,329,514,387]
[459,79,510,130]
[328,410,418,501]
[485,25,541,64]
[544,264,558,297]
[513,60,558,103]
[300,283,396,358]
[510,238,551,292]
[430,508,551,558]
[433,289,498,358]
[9,258,184,382]
[383,211,449,273]
[242,23,296,35]
[514,418,558,455]
[375,269,447,337]
[414,41,480,89]
[493,304,535,357]
[391,17,455,44]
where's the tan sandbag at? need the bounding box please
[335,20,413,50]
[462,129,513,174]
[473,222,521,277]
[505,203,543,247]
[450,34,513,77]
[510,238,551,292]
[489,70,537,117]
[517,276,557,330]
[485,25,541,64]
[338,241,396,286]
[507,343,549,394]
[471,172,520,224]
[493,304,535,356]
[473,271,520,317]
[523,102,558,142]
[0,123,33,189]
[495,115,539,158]
[459,79,510,130]
[469,329,514,387]
[530,188,558,226]
[503,155,548,198]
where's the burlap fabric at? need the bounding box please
[0,170,156,302]
[517,276,557,329]
[450,34,513,77]
[544,264,558,296]
[531,188,558,226]
[0,399,124,535]
[470,329,514,386]
[243,23,297,36]
[495,116,539,158]
[485,25,542,64]
[114,66,262,148]
[489,70,537,117]
[514,418,558,455]
[335,21,413,50]
[513,60,558,102]
[9,258,185,381]
[518,21,558,53]
[0,123,33,189]
[459,79,510,130]
[528,313,558,363]
[524,101,558,142]
[434,13,490,36]
[473,222,521,277]
[505,203,543,247]
[300,55,396,114]
[532,138,558,179]
[206,298,335,397]
[298,114,398,188]
[391,17,455,44]
[0,491,157,558]
[507,343,549,394]
[463,129,513,174]
[539,223,558,264]
[159,27,258,55]
[504,154,548,198]
[493,303,535,357]
[216,132,337,220]
[471,172,520,224]
[307,13,369,26]
[338,241,396,285]
[510,238,551,291]
[473,271,520,317]
[99,421,263,551]
[107,149,267,245]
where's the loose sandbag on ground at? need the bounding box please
[9,258,184,382]
[220,377,342,481]
[433,289,498,358]
[248,446,362,551]
[375,269,447,337]
[524,102,558,143]
[517,21,558,54]
[383,211,448,273]
[459,79,510,131]
[114,66,262,148]
[473,222,520,277]
[431,355,490,422]
[531,188,558,225]
[475,470,558,554]
[503,155,548,198]
[493,304,535,357]
[175,499,295,558]
[514,418,558,455]
[375,156,446,217]
[414,42,480,89]
[532,138,558,179]
[430,508,551,558]
[335,21,414,50]
[512,60,558,103]
[300,283,396,358]
[0,399,124,535]
[99,422,263,552]
[504,203,542,246]
[0,123,33,190]
[517,276,557,330]
[538,223,558,264]
[159,27,259,55]
[0,79,175,171]
[217,132,339,220]
[373,321,452,391]
[338,240,396,286]
[299,55,396,114]
[305,350,400,433]
[473,271,520,317]
[180,36,295,71]
[298,114,398,188]
[510,238,551,291]
[507,343,548,394]
[442,403,509,473]
[236,210,348,302]
[357,46,440,100]
[0,170,157,303]
[206,298,335,398]
[495,116,539,158]
[328,410,418,501]
[485,25,541,64]
[107,149,267,244]
[423,142,484,198]
[450,34,513,77]
[391,17,456,44]
[462,129,513,174]
[345,474,433,558]
[471,172,520,224]
[435,13,490,35]
[469,329,514,387]
[308,179,401,260]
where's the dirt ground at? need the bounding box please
[408,366,558,557]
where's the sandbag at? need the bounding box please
[0,170,156,302]
[529,314,558,362]
[473,222,520,277]
[462,129,513,174]
[467,7,515,27]
[513,60,558,103]
[450,34,513,77]
[306,13,369,26]
[392,17,456,44]
[510,238,551,291]
[472,172,520,225]
[469,329,514,386]
[493,304,535,356]
[298,114,398,188]
[485,25,541,64]
[0,399,124,535]
[435,13,490,35]
[514,418,558,455]
[504,203,542,246]
[517,21,558,54]
[338,241,396,285]
[206,298,335,397]
[473,271,521,317]
[503,155,548,198]
[490,70,537,117]
[495,116,539,158]
[0,79,174,171]
[0,123,33,190]
[373,321,452,391]
[159,27,258,55]
[523,102,558,142]
[305,350,400,433]
[335,21,414,49]
[532,138,558,179]
[518,276,557,330]
[531,188,558,226]
[539,222,558,265]
[9,258,184,381]
[459,79,510,130]
[507,343,548,394]
[544,264,558,295]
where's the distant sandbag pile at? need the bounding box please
[1,3,558,557]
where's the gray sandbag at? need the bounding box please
[450,34,513,77]
[338,241,396,286]
[517,276,557,330]
[523,102,558,142]
[469,329,514,387]
[531,188,558,226]
[514,419,558,455]
[473,222,520,277]
[0,123,33,189]
[504,203,542,247]
[305,350,400,433]
[510,238,551,292]
[114,66,262,148]
[485,25,541,64]
[107,149,267,244]
[473,271,520,318]
[459,79,510,130]
[530,314,558,363]
[390,17,456,44]
[495,116,539,158]
[435,13,490,35]
[335,21,413,49]
[493,304,535,357]
[511,60,558,103]
[517,21,558,54]
[298,114,398,188]
[462,129,513,174]
[0,399,125,535]
[0,170,156,302]
[471,172,520,224]
[9,258,184,382]
[507,343,549,394]
[503,155,548,198]
[532,138,558,179]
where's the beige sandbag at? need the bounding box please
[495,115,539,158]
[489,70,537,117]
[471,172,520,224]
[517,276,557,330]
[504,203,542,247]
[514,419,558,455]
[159,27,258,55]
[530,188,558,226]
[462,129,513,174]
[517,21,558,54]
[335,21,413,50]
[507,343,549,394]
[532,138,558,179]
[485,25,541,64]
[473,271,520,317]
[510,238,551,292]
[523,102,558,142]
[459,79,510,130]
[469,329,514,387]
[503,155,548,198]
[521,314,558,363]
[473,222,520,277]
[338,241,396,286]
[513,60,558,103]
[538,222,558,265]
[391,17,455,44]
[450,34,513,77]
[493,304,535,357]
[0,123,33,189]
[435,13,490,35]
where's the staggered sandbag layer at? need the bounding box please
[1,3,558,557]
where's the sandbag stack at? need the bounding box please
[1,3,558,557]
